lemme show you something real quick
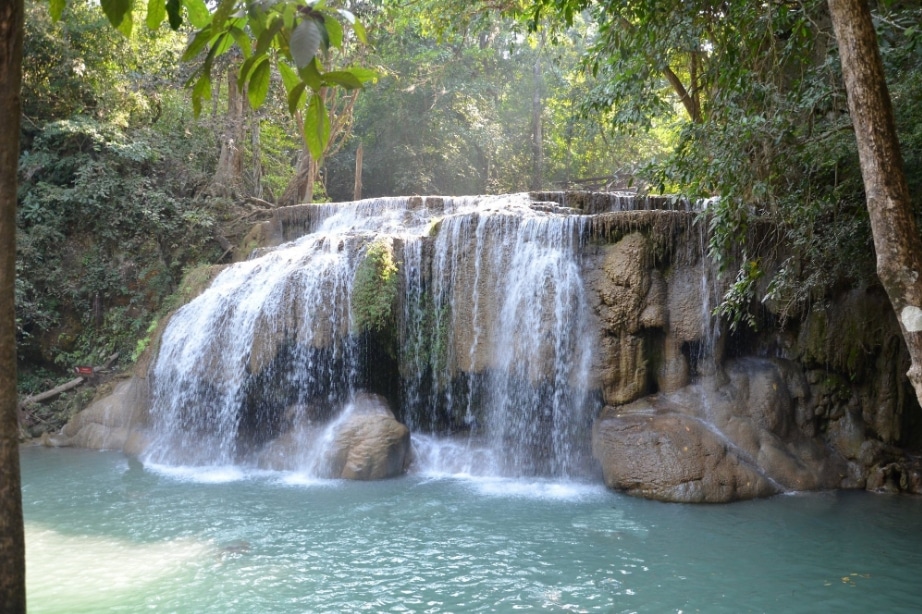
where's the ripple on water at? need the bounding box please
[21,449,922,613]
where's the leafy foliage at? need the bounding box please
[324,4,667,199]
[351,239,399,334]
[17,113,221,365]
[177,0,375,160]
[525,0,922,326]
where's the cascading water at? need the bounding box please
[144,193,671,478]
[402,205,595,477]
[145,198,430,467]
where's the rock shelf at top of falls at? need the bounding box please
[46,192,922,502]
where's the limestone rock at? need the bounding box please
[321,394,410,480]
[54,377,149,452]
[583,233,659,406]
[592,358,848,502]
[665,265,711,343]
[639,271,667,329]
[585,232,652,335]
[593,406,779,503]
[656,335,689,393]
[594,334,647,405]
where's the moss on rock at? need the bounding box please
[352,238,399,334]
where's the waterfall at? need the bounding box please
[144,193,619,477]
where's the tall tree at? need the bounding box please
[828,0,922,405]
[212,65,248,196]
[0,0,25,607]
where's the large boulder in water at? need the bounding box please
[316,393,410,480]
[46,377,150,453]
[593,409,780,502]
[592,358,848,503]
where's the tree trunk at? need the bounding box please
[249,113,263,199]
[529,34,545,191]
[0,0,26,610]
[353,141,363,201]
[280,109,319,206]
[212,68,245,195]
[279,151,317,206]
[828,0,922,406]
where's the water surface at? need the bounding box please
[22,447,922,613]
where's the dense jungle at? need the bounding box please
[4,0,922,610]
[11,1,922,436]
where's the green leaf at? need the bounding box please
[101,0,132,28]
[182,27,213,61]
[298,58,323,91]
[212,32,235,57]
[324,14,344,49]
[304,93,330,161]
[146,0,165,29]
[290,19,322,69]
[281,2,297,30]
[229,26,252,58]
[287,81,308,115]
[322,70,363,90]
[191,72,212,118]
[340,67,378,85]
[247,59,271,109]
[166,0,182,29]
[278,62,301,94]
[237,55,259,91]
[194,70,212,101]
[117,7,134,36]
[50,0,66,22]
[185,0,210,29]
[352,19,368,45]
[254,16,284,57]
[212,0,237,33]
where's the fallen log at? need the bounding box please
[19,352,120,409]
[20,377,84,407]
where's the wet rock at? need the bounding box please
[584,233,659,405]
[54,377,149,452]
[592,358,849,503]
[318,393,410,480]
[639,271,667,329]
[656,336,690,393]
[585,233,651,335]
[593,406,779,503]
[866,463,901,494]
[900,459,922,494]
[594,335,647,406]
[665,265,711,343]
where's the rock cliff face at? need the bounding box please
[592,358,847,502]
[576,212,922,501]
[55,192,922,499]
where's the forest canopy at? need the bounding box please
[11,0,922,396]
